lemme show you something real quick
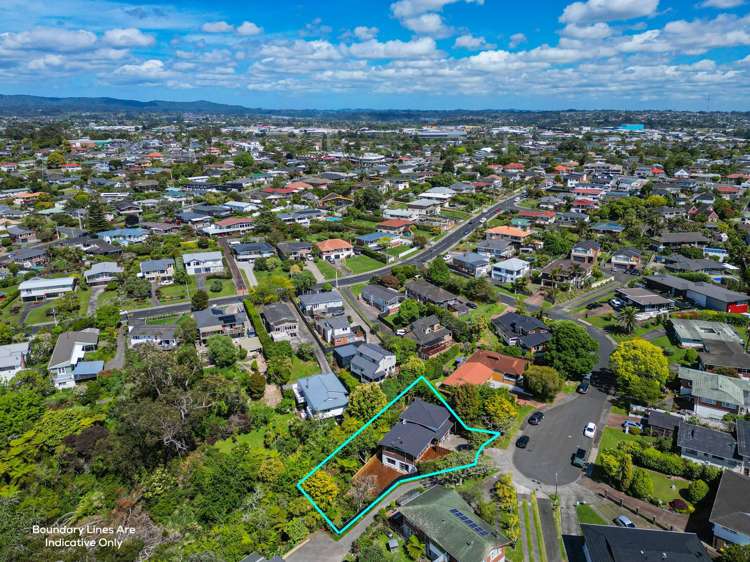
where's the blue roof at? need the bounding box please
[297,373,348,414]
[98,228,148,238]
[73,360,104,379]
[592,221,625,232]
[357,231,396,243]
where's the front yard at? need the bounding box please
[345,255,386,274]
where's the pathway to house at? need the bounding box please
[195,274,206,291]
[105,331,126,371]
[236,260,257,287]
[218,238,248,295]
[537,496,563,562]
[641,327,666,341]
[305,260,326,283]
[519,494,543,562]
[340,288,381,344]
[88,286,104,316]
[150,282,160,306]
[262,383,282,407]
[288,302,331,374]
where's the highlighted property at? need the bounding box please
[296,376,500,535]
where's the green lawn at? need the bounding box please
[345,255,386,274]
[77,288,91,314]
[213,413,294,453]
[646,468,690,505]
[440,208,471,220]
[290,356,321,381]
[314,259,338,280]
[206,278,236,298]
[576,504,606,525]
[24,300,57,324]
[464,301,506,322]
[146,314,180,326]
[586,314,657,341]
[597,427,654,460]
[650,335,691,365]
[350,282,368,298]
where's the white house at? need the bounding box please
[84,262,123,286]
[0,341,30,383]
[182,252,224,275]
[139,259,175,285]
[19,277,76,302]
[491,258,531,284]
[47,329,100,389]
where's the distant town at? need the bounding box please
[1,110,749,562]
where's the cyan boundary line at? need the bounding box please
[296,375,501,535]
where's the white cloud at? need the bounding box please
[237,21,262,36]
[561,22,612,39]
[509,33,527,48]
[113,58,174,80]
[0,27,97,52]
[349,37,437,59]
[354,26,379,40]
[560,0,659,24]
[390,0,483,18]
[454,34,491,49]
[402,13,452,36]
[739,54,750,64]
[103,27,154,47]
[201,21,233,33]
[700,0,744,7]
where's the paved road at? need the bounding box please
[124,295,241,320]
[512,372,611,486]
[537,497,563,562]
[315,191,521,289]
[236,260,257,287]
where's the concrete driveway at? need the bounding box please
[512,375,611,486]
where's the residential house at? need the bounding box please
[421,186,455,205]
[316,316,358,346]
[380,399,452,474]
[193,304,251,344]
[678,366,750,421]
[360,284,403,313]
[276,241,313,261]
[356,231,404,249]
[293,373,348,419]
[6,225,36,245]
[97,227,148,246]
[451,252,490,278]
[47,329,100,389]
[299,290,345,316]
[408,315,454,359]
[644,410,683,438]
[407,198,442,216]
[262,302,299,341]
[491,258,530,285]
[570,240,601,264]
[316,239,354,262]
[84,262,122,286]
[395,486,509,562]
[491,312,550,352]
[0,341,30,383]
[405,279,457,307]
[518,209,555,225]
[231,242,276,261]
[2,247,49,268]
[699,342,750,378]
[476,239,514,259]
[580,525,710,562]
[645,275,750,313]
[591,221,625,235]
[183,251,224,275]
[202,217,254,236]
[677,422,744,472]
[128,323,178,349]
[377,219,413,237]
[443,350,527,389]
[19,277,76,302]
[350,343,396,382]
[669,319,744,349]
[654,231,709,250]
[139,258,175,286]
[615,287,674,320]
[485,225,532,246]
[611,248,642,271]
[539,258,593,289]
[710,470,750,548]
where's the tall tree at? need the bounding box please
[546,321,598,378]
[617,306,638,334]
[86,197,109,232]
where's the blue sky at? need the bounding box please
[1,0,749,110]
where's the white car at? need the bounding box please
[479,217,487,224]
[395,328,407,336]
[584,422,597,438]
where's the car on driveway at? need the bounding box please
[584,422,597,438]
[622,420,643,431]
[615,515,636,528]
[516,435,530,449]
[609,298,624,309]
[577,381,590,394]
[528,411,544,425]
[572,447,587,468]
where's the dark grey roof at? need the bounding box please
[232,242,275,255]
[379,399,452,458]
[677,423,738,460]
[656,231,709,244]
[130,323,176,339]
[361,284,402,304]
[140,258,174,273]
[405,279,456,304]
[581,525,710,562]
[276,240,313,256]
[646,410,682,432]
[709,470,750,537]
[262,302,296,326]
[737,419,750,459]
[299,290,343,307]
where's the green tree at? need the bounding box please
[406,535,425,560]
[175,314,198,345]
[547,321,598,378]
[451,383,482,423]
[191,289,209,311]
[629,468,654,500]
[302,470,339,511]
[248,371,266,400]
[483,393,518,433]
[523,365,563,401]
[427,258,451,286]
[397,298,420,325]
[207,335,238,368]
[291,270,316,294]
[610,339,669,404]
[47,150,65,168]
[233,152,254,168]
[87,197,109,232]
[717,544,750,562]
[347,384,387,422]
[686,479,709,503]
[353,188,384,211]
[94,304,120,329]
[617,306,638,334]
[599,449,634,491]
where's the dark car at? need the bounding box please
[585,302,600,310]
[466,301,478,309]
[516,435,530,448]
[528,411,544,425]
[572,447,587,468]
[577,381,590,394]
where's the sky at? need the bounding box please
[1,0,749,111]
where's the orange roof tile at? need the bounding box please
[316,238,352,252]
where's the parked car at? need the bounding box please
[572,447,587,468]
[395,328,407,336]
[516,435,530,449]
[615,515,636,528]
[479,217,487,224]
[582,372,592,382]
[609,298,624,309]
[528,411,544,425]
[466,301,478,309]
[577,381,590,394]
[586,302,601,310]
[622,420,643,431]
[584,422,597,438]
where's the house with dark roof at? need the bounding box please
[298,290,344,316]
[451,252,490,278]
[580,524,710,562]
[293,373,348,419]
[654,231,709,250]
[570,240,600,264]
[350,343,396,382]
[645,409,683,438]
[677,422,744,472]
[380,399,453,474]
[316,315,359,346]
[404,279,458,307]
[395,486,509,562]
[491,312,550,352]
[611,247,642,271]
[231,241,276,261]
[475,238,514,259]
[139,258,175,285]
[47,328,100,389]
[408,315,454,359]
[710,469,750,548]
[276,241,313,261]
[615,287,674,320]
[539,258,593,289]
[193,304,251,344]
[128,323,178,349]
[360,284,403,313]
[262,302,298,341]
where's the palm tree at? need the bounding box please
[617,306,638,334]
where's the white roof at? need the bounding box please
[182,251,222,263]
[19,277,76,290]
[493,258,530,271]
